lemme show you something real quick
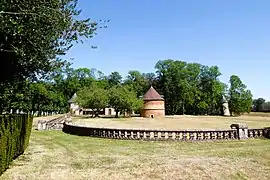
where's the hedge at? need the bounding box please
[0,114,33,175]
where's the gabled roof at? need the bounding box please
[68,93,77,103]
[143,86,164,101]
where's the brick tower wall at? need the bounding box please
[141,100,165,118]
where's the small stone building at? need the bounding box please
[68,93,120,116]
[68,93,80,115]
[141,86,165,118]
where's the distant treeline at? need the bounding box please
[252,99,270,112]
[0,59,254,116]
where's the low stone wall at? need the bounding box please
[63,123,233,141]
[63,123,270,141]
[248,128,270,139]
[37,114,71,130]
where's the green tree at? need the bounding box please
[0,0,108,113]
[142,72,157,87]
[124,70,149,98]
[253,98,266,112]
[198,65,226,115]
[109,85,143,117]
[0,0,109,84]
[262,101,270,112]
[155,59,181,115]
[155,60,200,115]
[155,60,226,115]
[0,0,107,84]
[228,75,253,115]
[76,83,109,117]
[108,71,122,87]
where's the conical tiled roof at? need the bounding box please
[143,86,164,101]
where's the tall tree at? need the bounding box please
[0,0,107,84]
[198,65,226,115]
[76,83,109,117]
[124,70,148,98]
[253,98,266,112]
[261,101,270,112]
[109,85,143,117]
[228,75,253,115]
[0,0,108,112]
[108,71,122,87]
[155,60,227,115]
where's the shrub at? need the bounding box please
[0,114,33,175]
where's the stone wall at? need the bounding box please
[248,128,270,139]
[63,123,270,141]
[37,114,71,130]
[63,123,231,140]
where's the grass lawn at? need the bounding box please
[73,115,270,130]
[1,130,270,180]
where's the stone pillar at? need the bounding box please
[37,120,47,130]
[37,122,42,130]
[230,123,248,139]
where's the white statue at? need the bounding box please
[222,95,230,116]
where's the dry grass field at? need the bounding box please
[73,115,270,130]
[1,115,270,180]
[245,112,270,117]
[1,130,270,180]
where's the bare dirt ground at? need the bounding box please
[73,115,270,130]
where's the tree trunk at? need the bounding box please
[115,110,119,118]
[94,110,100,118]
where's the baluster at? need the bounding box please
[145,131,150,139]
[126,130,131,139]
[161,132,166,140]
[139,131,144,139]
[254,130,258,138]
[168,132,173,140]
[189,132,194,140]
[154,131,158,140]
[183,132,187,140]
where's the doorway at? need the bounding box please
[108,109,112,115]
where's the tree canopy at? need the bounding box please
[228,75,253,115]
[0,0,109,85]
[76,83,109,117]
[155,60,226,115]
[253,98,266,112]
[0,59,256,116]
[108,85,143,117]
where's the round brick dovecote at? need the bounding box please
[141,86,165,118]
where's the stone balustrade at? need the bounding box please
[62,123,270,141]
[64,123,241,141]
[248,128,270,139]
[37,114,71,130]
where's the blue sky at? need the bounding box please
[65,0,270,100]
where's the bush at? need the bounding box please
[0,114,33,175]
